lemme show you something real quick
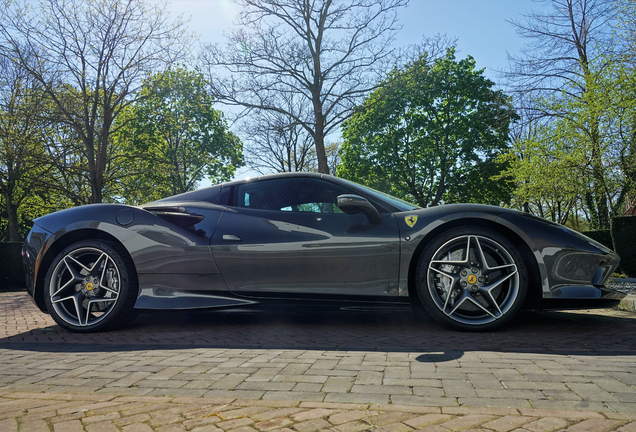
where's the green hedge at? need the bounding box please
[582,229,614,251]
[611,217,636,278]
[0,242,26,289]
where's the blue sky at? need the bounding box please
[395,0,539,77]
[164,0,544,180]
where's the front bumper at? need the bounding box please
[538,246,624,309]
[539,285,625,310]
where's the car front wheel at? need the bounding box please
[415,227,528,331]
[43,240,137,332]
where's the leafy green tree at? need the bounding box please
[496,123,587,224]
[504,0,616,228]
[499,55,635,226]
[444,156,514,206]
[338,48,516,207]
[114,67,243,204]
[1,186,67,240]
[591,58,636,216]
[0,55,56,241]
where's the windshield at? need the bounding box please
[337,178,421,212]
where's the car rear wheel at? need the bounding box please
[415,227,528,331]
[43,240,137,332]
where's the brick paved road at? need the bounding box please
[1,291,636,431]
[3,392,636,432]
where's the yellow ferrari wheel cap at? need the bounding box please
[86,282,94,291]
[405,215,418,228]
[467,275,477,284]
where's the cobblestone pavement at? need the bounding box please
[1,291,636,431]
[2,391,636,432]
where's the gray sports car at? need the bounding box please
[22,172,623,333]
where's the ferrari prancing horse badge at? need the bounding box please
[405,215,418,228]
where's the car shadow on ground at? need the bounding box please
[1,305,636,361]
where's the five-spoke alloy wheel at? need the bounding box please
[416,227,528,331]
[43,240,137,332]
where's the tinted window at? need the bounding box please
[147,184,221,204]
[237,178,352,213]
[335,178,420,211]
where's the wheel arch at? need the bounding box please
[35,228,137,312]
[407,218,542,310]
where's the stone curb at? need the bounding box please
[618,294,636,311]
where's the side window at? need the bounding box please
[237,178,352,214]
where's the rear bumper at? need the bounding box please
[22,223,52,312]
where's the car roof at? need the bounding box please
[226,171,324,185]
[149,173,330,205]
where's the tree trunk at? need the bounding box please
[83,131,103,204]
[89,168,103,203]
[4,189,20,242]
[584,191,600,229]
[312,100,329,174]
[590,115,609,228]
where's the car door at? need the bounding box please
[209,177,401,298]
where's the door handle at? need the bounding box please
[223,234,242,242]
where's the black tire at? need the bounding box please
[414,226,528,331]
[43,239,138,332]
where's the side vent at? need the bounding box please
[143,206,205,231]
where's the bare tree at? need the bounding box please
[244,110,316,174]
[201,0,407,174]
[240,91,317,173]
[505,0,615,104]
[0,0,191,203]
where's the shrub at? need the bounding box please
[582,229,614,251]
[611,217,636,278]
[0,242,25,289]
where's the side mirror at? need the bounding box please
[337,194,383,224]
